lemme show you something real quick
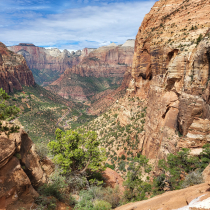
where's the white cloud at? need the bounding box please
[0,1,156,49]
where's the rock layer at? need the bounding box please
[122,0,210,159]
[0,42,35,93]
[64,44,134,78]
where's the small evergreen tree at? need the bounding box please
[123,155,152,202]
[48,129,107,174]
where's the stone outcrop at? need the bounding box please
[119,0,210,160]
[102,168,124,192]
[0,122,54,209]
[0,42,35,93]
[8,44,81,75]
[46,40,134,102]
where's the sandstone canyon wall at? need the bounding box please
[0,42,35,93]
[46,40,135,102]
[120,0,210,160]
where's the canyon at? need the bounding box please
[46,40,135,105]
[1,0,210,208]
[7,43,83,74]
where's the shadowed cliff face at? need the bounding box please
[0,42,35,93]
[46,43,134,103]
[120,0,210,159]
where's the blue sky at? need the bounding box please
[0,0,156,51]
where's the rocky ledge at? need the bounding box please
[0,122,54,209]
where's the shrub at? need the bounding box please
[48,129,106,174]
[103,187,121,208]
[181,171,204,188]
[74,189,94,210]
[35,196,57,210]
[37,183,64,201]
[157,145,210,191]
[121,154,126,160]
[74,186,120,210]
[37,170,67,202]
[93,200,111,210]
[35,143,49,160]
[123,155,152,202]
[66,174,87,192]
[196,34,203,45]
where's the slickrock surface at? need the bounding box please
[0,122,54,209]
[0,42,35,93]
[118,0,210,160]
[8,44,81,74]
[46,40,134,102]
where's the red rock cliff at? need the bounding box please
[8,44,81,74]
[64,43,134,78]
[0,42,35,93]
[121,0,210,159]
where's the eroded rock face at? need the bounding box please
[102,168,124,192]
[0,122,54,209]
[123,0,210,159]
[0,42,35,93]
[0,157,38,210]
